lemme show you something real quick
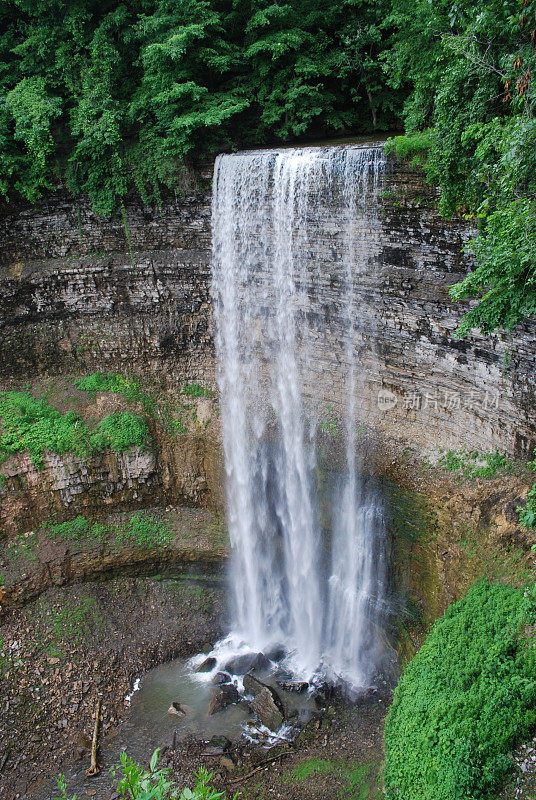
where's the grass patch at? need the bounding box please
[182,382,213,399]
[115,511,173,549]
[75,372,157,414]
[437,447,515,479]
[41,511,173,550]
[43,515,106,542]
[0,390,150,467]
[384,130,433,165]
[384,579,536,800]
[292,758,338,781]
[287,757,381,799]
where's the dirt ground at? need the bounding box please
[0,573,224,799]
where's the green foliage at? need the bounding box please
[517,460,536,532]
[0,0,401,213]
[75,372,156,413]
[112,749,226,800]
[384,130,433,165]
[41,511,172,550]
[182,382,213,399]
[0,391,93,466]
[43,515,106,542]
[53,774,75,800]
[386,0,536,334]
[384,580,536,800]
[115,511,173,549]
[0,390,150,467]
[437,448,514,479]
[92,411,150,451]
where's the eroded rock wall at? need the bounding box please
[0,155,534,458]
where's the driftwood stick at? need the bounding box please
[228,751,292,785]
[0,746,11,773]
[85,698,102,777]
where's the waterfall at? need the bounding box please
[210,145,387,691]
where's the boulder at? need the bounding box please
[208,684,240,715]
[242,673,286,730]
[224,652,271,675]
[167,700,193,717]
[264,645,287,662]
[250,685,285,731]
[214,671,232,685]
[276,680,308,693]
[196,656,216,673]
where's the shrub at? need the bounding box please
[384,130,434,165]
[91,411,150,451]
[75,372,156,413]
[0,391,92,466]
[0,391,151,466]
[44,515,106,542]
[112,750,226,800]
[384,580,536,800]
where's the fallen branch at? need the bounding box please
[228,751,292,785]
[0,746,11,773]
[85,698,102,777]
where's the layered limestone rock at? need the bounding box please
[0,155,534,459]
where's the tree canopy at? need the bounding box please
[0,0,398,214]
[0,0,535,334]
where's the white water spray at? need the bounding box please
[210,145,387,690]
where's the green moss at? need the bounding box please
[384,580,536,800]
[286,757,381,799]
[291,758,338,781]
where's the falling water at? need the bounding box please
[210,145,387,690]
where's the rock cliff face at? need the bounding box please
[0,153,534,462]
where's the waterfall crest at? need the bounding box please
[210,145,387,690]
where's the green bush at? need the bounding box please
[384,130,433,165]
[384,580,536,800]
[91,411,150,451]
[0,391,150,467]
[43,515,106,542]
[75,372,156,413]
[0,391,92,466]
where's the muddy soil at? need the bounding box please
[0,573,224,799]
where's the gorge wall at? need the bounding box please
[0,153,535,461]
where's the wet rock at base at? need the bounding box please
[224,652,271,674]
[168,701,193,717]
[208,684,240,714]
[214,671,232,685]
[250,685,285,731]
[264,645,287,662]
[243,673,286,730]
[196,656,217,672]
[276,680,308,693]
